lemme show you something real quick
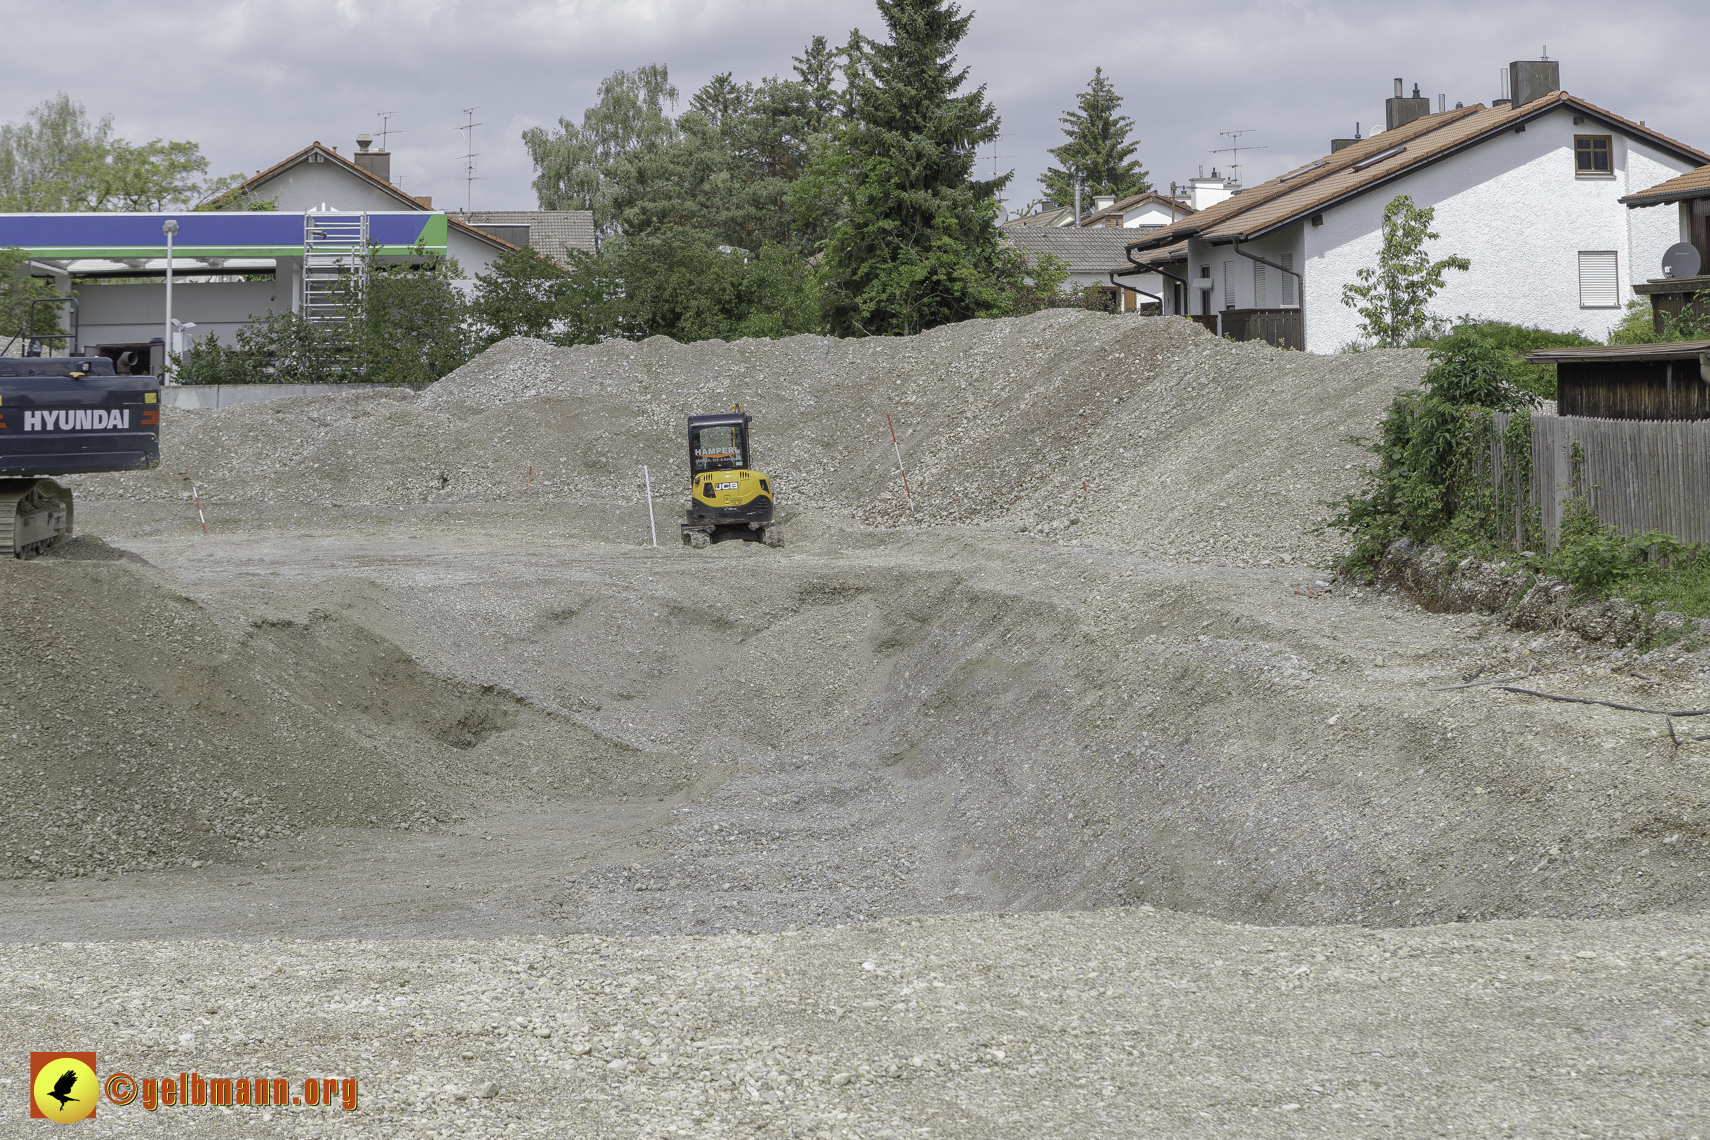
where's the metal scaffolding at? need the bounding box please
[301,212,369,324]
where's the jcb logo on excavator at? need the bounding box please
[22,409,132,431]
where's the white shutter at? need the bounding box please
[1578,251,1619,308]
[1223,260,1235,309]
[1253,263,1267,307]
[1281,253,1296,305]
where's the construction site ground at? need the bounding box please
[3,312,1707,1137]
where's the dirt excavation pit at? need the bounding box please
[3,311,1707,1135]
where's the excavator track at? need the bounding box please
[0,478,73,559]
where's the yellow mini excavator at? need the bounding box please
[680,409,781,548]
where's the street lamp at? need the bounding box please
[162,219,178,381]
[171,319,197,360]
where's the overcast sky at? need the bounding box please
[5,0,1708,215]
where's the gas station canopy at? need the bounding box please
[0,211,451,277]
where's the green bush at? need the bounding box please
[609,231,824,343]
[1606,296,1709,345]
[1536,443,1708,605]
[173,250,473,388]
[468,246,589,347]
[172,332,256,384]
[1547,506,1707,609]
[1418,324,1535,411]
[1330,371,1710,615]
[1412,318,1596,401]
[1326,325,1539,572]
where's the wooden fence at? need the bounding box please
[1221,308,1304,351]
[1493,413,1710,546]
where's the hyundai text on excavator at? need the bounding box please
[680,409,781,549]
[0,355,161,557]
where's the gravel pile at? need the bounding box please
[0,542,668,883]
[6,317,1708,1135]
[6,908,1706,1137]
[71,311,1425,565]
[11,517,1706,933]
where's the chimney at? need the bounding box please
[1509,56,1561,108]
[413,195,432,208]
[1331,122,1363,153]
[1188,175,1233,212]
[1385,79,1432,131]
[353,133,392,183]
[1092,194,1116,212]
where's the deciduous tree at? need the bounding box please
[1341,195,1470,348]
[523,65,680,237]
[0,93,239,211]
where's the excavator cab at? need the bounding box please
[681,411,781,549]
[0,355,160,557]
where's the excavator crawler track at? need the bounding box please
[0,478,72,559]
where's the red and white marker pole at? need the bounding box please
[187,469,208,535]
[887,414,913,510]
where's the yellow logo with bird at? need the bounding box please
[30,1052,97,1122]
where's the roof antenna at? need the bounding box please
[458,107,484,213]
[376,111,402,151]
[1212,129,1266,187]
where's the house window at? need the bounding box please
[1578,251,1619,308]
[1132,223,1163,234]
[1281,253,1297,305]
[1253,262,1267,307]
[1575,135,1612,175]
[1223,260,1235,309]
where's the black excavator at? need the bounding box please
[680,409,782,548]
[0,354,161,557]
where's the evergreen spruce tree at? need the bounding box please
[800,0,1007,336]
[690,72,749,129]
[1040,68,1148,208]
[792,36,841,132]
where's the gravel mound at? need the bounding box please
[14,315,1709,925]
[73,311,1425,565]
[10,316,1706,1137]
[0,555,668,882]
[7,909,1706,1137]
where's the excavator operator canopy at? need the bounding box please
[688,412,750,474]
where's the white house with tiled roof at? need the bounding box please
[218,139,519,282]
[1123,60,1708,351]
[1075,191,1197,232]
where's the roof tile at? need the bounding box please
[1622,163,1710,208]
[1002,227,1162,275]
[1127,93,1709,253]
[456,210,598,262]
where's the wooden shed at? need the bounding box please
[1527,341,1710,421]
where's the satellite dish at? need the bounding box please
[1661,242,1701,279]
[997,205,1010,224]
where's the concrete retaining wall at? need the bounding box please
[161,383,399,410]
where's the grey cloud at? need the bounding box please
[3,0,1705,213]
